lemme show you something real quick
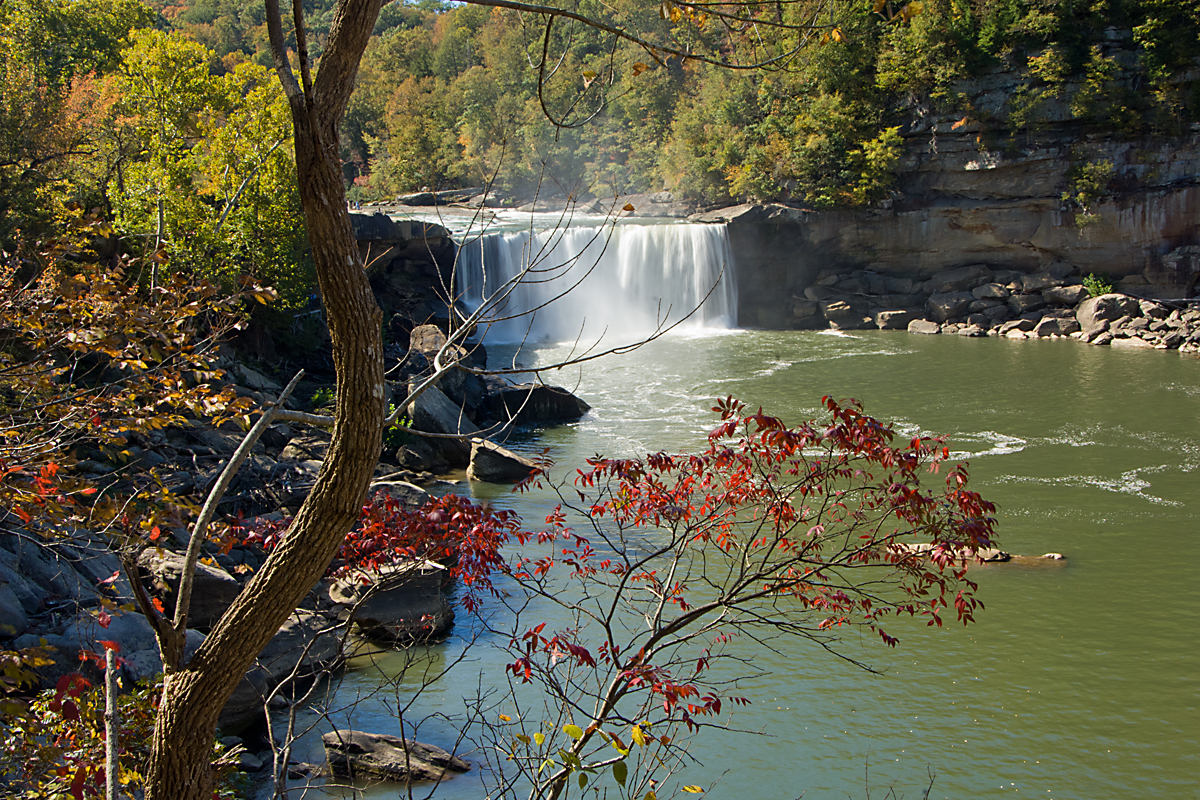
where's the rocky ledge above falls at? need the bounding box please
[691,128,1200,330]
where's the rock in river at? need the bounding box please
[322,729,470,782]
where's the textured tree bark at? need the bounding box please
[142,2,385,797]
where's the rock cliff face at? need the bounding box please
[700,129,1200,328]
[695,50,1200,329]
[350,212,457,348]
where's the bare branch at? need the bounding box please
[173,371,304,640]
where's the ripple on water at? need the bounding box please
[992,469,1184,506]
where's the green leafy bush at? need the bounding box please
[1083,273,1114,297]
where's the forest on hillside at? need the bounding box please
[157,0,1200,206]
[3,0,1200,300]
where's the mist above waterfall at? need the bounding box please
[454,221,737,345]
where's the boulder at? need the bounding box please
[834,276,867,294]
[138,550,242,631]
[467,439,539,483]
[1110,336,1155,349]
[194,429,250,456]
[369,481,431,508]
[0,583,28,637]
[1138,299,1170,320]
[1075,293,1141,335]
[403,325,471,400]
[1007,293,1047,314]
[280,431,332,462]
[907,319,941,335]
[1032,316,1080,337]
[3,535,101,607]
[971,283,1010,300]
[407,384,479,465]
[0,547,46,615]
[37,609,206,683]
[395,439,448,473]
[791,299,820,319]
[234,364,283,393]
[1160,330,1185,348]
[927,292,974,322]
[1020,273,1064,292]
[873,309,918,330]
[926,265,992,294]
[983,304,1011,322]
[322,729,470,782]
[220,610,343,731]
[998,318,1035,334]
[884,277,916,294]
[328,562,452,643]
[818,299,859,321]
[1042,285,1088,306]
[956,325,987,337]
[481,384,589,426]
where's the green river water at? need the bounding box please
[300,328,1198,800]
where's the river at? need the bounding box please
[293,217,1198,799]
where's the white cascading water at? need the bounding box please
[454,222,737,344]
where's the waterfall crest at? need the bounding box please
[454,222,737,344]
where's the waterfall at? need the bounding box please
[454,222,737,344]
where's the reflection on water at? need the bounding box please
[306,330,1198,800]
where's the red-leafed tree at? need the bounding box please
[463,395,996,799]
[133,1,939,797]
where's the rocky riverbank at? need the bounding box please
[776,261,1200,352]
[0,319,590,782]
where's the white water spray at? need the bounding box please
[454,222,737,344]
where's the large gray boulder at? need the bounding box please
[2,535,101,607]
[926,265,992,293]
[220,610,344,731]
[971,283,1010,300]
[1043,285,1088,306]
[1020,273,1064,292]
[403,324,470,400]
[138,550,242,632]
[0,583,28,637]
[328,562,451,643]
[908,319,941,335]
[998,318,1036,334]
[927,292,973,322]
[369,481,431,508]
[407,383,479,465]
[818,298,859,322]
[482,384,589,426]
[1032,317,1080,337]
[1075,293,1141,335]
[394,438,448,473]
[873,309,918,330]
[467,439,539,483]
[407,384,479,437]
[15,609,206,684]
[280,430,332,461]
[1007,293,1047,314]
[323,729,470,782]
[0,548,47,616]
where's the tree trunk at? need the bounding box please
[143,2,385,797]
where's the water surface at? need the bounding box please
[303,330,1198,800]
